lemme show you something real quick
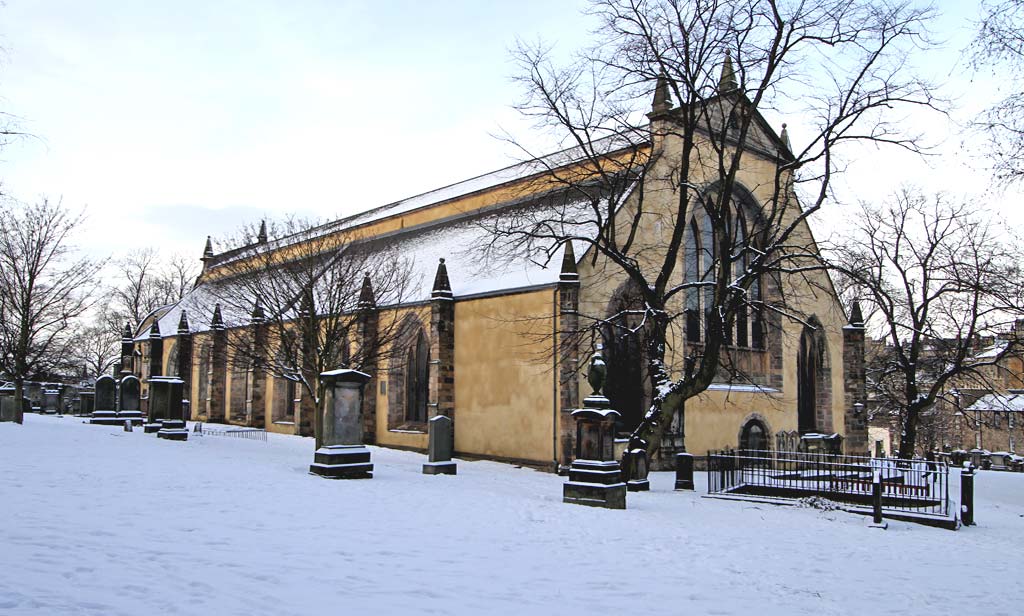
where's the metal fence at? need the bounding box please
[707,449,950,518]
[193,423,268,442]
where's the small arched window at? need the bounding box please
[405,330,429,424]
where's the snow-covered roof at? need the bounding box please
[149,189,608,338]
[208,132,645,271]
[965,392,1024,412]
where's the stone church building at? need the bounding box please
[125,75,868,469]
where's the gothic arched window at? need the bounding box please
[405,330,429,424]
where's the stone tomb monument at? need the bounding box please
[150,377,187,441]
[423,415,457,475]
[563,347,627,510]
[309,369,373,479]
[0,384,22,423]
[77,389,95,417]
[90,375,120,425]
[42,386,60,414]
[118,375,144,425]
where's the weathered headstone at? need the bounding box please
[623,447,650,491]
[90,375,120,425]
[674,452,695,490]
[118,375,143,425]
[310,369,373,479]
[423,415,457,475]
[150,377,187,440]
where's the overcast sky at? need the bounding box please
[0,0,1017,266]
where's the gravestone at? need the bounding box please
[423,415,457,475]
[623,447,650,492]
[150,377,187,440]
[674,452,695,490]
[309,369,373,479]
[26,382,43,413]
[90,375,120,425]
[118,375,143,425]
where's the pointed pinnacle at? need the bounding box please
[149,320,161,339]
[780,122,792,151]
[203,236,214,259]
[251,297,265,322]
[719,50,738,92]
[358,273,377,310]
[211,303,225,329]
[122,322,133,340]
[652,71,672,115]
[177,310,190,334]
[432,258,452,299]
[560,240,579,283]
[257,220,268,244]
[849,300,865,327]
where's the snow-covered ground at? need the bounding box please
[1,415,1021,616]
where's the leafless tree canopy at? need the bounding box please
[0,198,102,413]
[491,0,939,458]
[970,0,1024,181]
[111,248,199,328]
[204,217,412,411]
[825,189,1024,457]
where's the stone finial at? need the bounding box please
[211,303,225,330]
[177,310,190,335]
[358,272,376,310]
[651,71,672,116]
[560,240,579,283]
[587,345,607,396]
[251,297,265,323]
[148,320,161,340]
[257,220,268,244]
[719,50,738,92]
[780,123,792,151]
[849,300,865,327]
[432,258,453,300]
[202,236,214,260]
[122,322,133,341]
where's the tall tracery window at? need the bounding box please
[682,194,764,350]
[405,330,429,424]
[684,219,701,343]
[196,342,211,411]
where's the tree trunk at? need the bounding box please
[899,405,921,459]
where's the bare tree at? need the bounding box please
[65,308,122,378]
[111,248,200,328]
[488,0,939,462]
[204,217,412,435]
[824,189,1024,458]
[970,0,1024,180]
[0,198,102,421]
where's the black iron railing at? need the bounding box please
[707,449,950,518]
[193,423,268,442]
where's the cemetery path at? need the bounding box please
[0,415,1021,615]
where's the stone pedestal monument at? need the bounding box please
[90,375,120,425]
[118,375,144,425]
[150,377,187,441]
[423,415,457,475]
[563,347,627,510]
[309,369,373,479]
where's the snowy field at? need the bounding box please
[1,415,1022,616]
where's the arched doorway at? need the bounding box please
[740,418,769,452]
[602,280,650,435]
